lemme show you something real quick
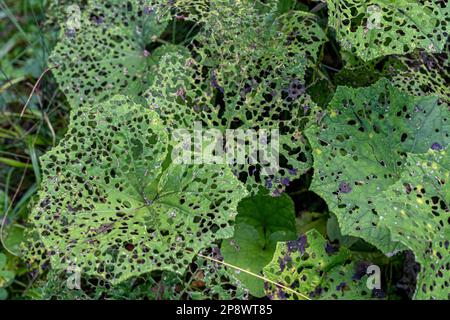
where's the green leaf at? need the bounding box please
[307,79,336,108]
[0,156,33,169]
[263,229,375,299]
[147,44,190,87]
[305,79,450,253]
[148,0,325,194]
[384,52,450,103]
[20,228,49,274]
[49,0,171,109]
[222,192,297,297]
[334,57,384,88]
[30,95,247,284]
[32,247,248,300]
[327,213,359,248]
[374,149,449,299]
[327,0,450,61]
[277,11,327,63]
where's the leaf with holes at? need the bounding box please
[262,229,377,300]
[374,149,449,299]
[32,247,248,300]
[30,95,247,284]
[327,0,450,61]
[49,0,172,109]
[305,79,450,254]
[148,0,326,194]
[383,51,450,103]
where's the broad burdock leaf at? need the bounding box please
[173,0,279,24]
[30,95,247,284]
[49,0,172,109]
[274,10,327,64]
[174,0,326,63]
[384,51,450,103]
[221,192,297,297]
[327,0,450,61]
[374,150,449,299]
[148,0,326,194]
[305,79,450,254]
[147,44,190,87]
[263,229,376,300]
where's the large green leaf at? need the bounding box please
[30,95,247,284]
[374,150,449,299]
[31,247,248,300]
[221,192,297,297]
[305,79,450,253]
[49,0,171,109]
[148,0,326,194]
[327,0,450,61]
[263,229,376,300]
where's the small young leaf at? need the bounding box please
[221,192,297,297]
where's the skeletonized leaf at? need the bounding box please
[148,0,326,194]
[384,50,450,103]
[305,79,450,253]
[327,0,450,61]
[263,229,376,300]
[49,0,172,109]
[375,150,449,299]
[32,247,248,300]
[30,95,247,283]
